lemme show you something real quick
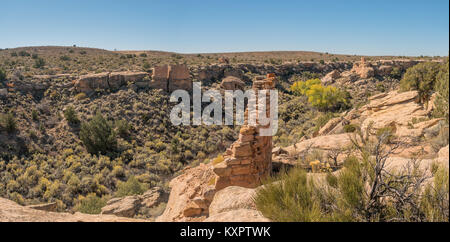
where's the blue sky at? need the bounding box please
[1,0,448,56]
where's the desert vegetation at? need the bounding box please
[256,127,449,222]
[0,46,448,221]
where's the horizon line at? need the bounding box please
[1,45,449,58]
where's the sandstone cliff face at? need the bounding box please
[74,71,148,93]
[0,197,145,222]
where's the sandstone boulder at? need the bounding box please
[321,70,340,84]
[101,196,140,218]
[209,186,257,216]
[101,187,167,218]
[156,163,216,222]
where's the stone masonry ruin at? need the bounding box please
[213,74,276,190]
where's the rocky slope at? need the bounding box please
[157,87,448,222]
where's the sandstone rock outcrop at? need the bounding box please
[360,91,429,136]
[307,89,443,160]
[100,187,167,218]
[208,186,258,215]
[213,74,276,190]
[285,133,353,155]
[0,197,145,222]
[26,202,57,212]
[101,196,141,217]
[74,71,148,93]
[321,70,341,84]
[221,76,245,90]
[156,163,216,222]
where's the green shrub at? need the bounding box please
[31,109,39,121]
[33,58,46,69]
[255,168,326,222]
[433,61,449,123]
[74,92,87,100]
[0,68,6,82]
[115,176,147,197]
[390,67,402,78]
[77,193,106,214]
[400,62,443,103]
[63,106,80,125]
[115,119,131,138]
[18,50,30,57]
[80,112,117,155]
[343,124,357,133]
[376,126,396,143]
[255,131,448,222]
[59,55,71,61]
[0,113,17,133]
[421,164,449,221]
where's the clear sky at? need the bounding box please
[1,0,449,56]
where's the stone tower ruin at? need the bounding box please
[213,74,276,190]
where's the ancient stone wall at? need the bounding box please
[213,74,275,190]
[151,64,192,92]
[149,65,169,90]
[168,64,192,92]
